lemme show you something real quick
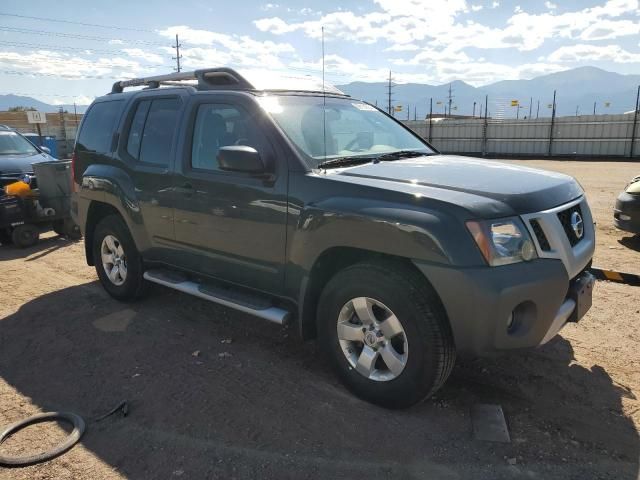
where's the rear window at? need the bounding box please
[76,100,123,154]
[125,97,181,166]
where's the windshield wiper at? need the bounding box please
[316,156,377,170]
[374,150,430,162]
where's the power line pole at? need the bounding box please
[473,101,476,117]
[529,97,532,118]
[172,34,182,72]
[536,100,540,119]
[593,102,596,115]
[447,83,454,118]
[387,70,394,116]
[548,90,557,157]
[630,85,640,158]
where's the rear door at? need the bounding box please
[172,94,288,294]
[117,94,184,260]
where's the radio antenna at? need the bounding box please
[322,25,327,163]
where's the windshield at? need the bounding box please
[0,132,39,156]
[259,95,434,168]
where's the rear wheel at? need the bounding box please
[92,215,145,301]
[0,228,13,245]
[53,219,82,240]
[317,260,456,409]
[12,224,39,248]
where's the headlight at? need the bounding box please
[625,176,640,194]
[466,217,537,266]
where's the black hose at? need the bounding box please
[0,412,85,467]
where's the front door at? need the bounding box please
[172,96,288,294]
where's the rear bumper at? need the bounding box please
[413,259,593,356]
[614,191,640,234]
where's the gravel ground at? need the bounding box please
[0,159,638,480]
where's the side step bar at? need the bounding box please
[143,269,290,325]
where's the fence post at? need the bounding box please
[630,85,640,159]
[548,90,556,157]
[482,95,488,156]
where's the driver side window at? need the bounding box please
[191,104,260,172]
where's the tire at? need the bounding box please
[11,224,39,248]
[0,228,13,245]
[52,219,65,236]
[54,219,82,240]
[317,260,456,409]
[92,214,145,301]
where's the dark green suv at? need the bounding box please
[72,68,595,408]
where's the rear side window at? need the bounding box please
[125,97,181,166]
[77,101,123,153]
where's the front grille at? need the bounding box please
[529,219,551,251]
[557,204,583,247]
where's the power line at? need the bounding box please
[0,12,156,32]
[0,40,157,56]
[0,26,167,47]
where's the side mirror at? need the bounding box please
[40,146,51,155]
[218,146,264,174]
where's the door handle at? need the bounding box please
[174,183,195,195]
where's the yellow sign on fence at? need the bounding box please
[511,100,519,107]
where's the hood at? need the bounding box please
[0,152,52,175]
[331,155,583,217]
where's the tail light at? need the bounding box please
[71,151,78,192]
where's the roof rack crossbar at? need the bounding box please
[111,68,254,94]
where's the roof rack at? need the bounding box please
[111,67,348,96]
[111,68,254,94]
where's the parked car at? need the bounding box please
[614,175,640,235]
[71,68,596,408]
[0,125,55,187]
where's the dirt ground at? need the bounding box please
[0,159,638,480]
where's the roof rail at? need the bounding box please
[111,68,254,94]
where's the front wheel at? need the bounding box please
[317,260,456,409]
[92,215,145,301]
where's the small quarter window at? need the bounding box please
[77,100,123,154]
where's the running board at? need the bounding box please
[143,269,290,325]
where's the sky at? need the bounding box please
[0,0,638,105]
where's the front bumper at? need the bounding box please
[413,259,594,356]
[614,191,640,234]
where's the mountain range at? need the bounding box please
[0,67,638,119]
[338,67,640,119]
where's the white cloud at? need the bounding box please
[122,48,164,64]
[514,5,523,13]
[547,44,640,63]
[0,50,152,80]
[470,4,483,11]
[491,1,499,7]
[545,1,557,9]
[255,0,640,55]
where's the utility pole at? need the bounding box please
[473,101,476,117]
[172,34,182,72]
[447,83,454,118]
[536,100,540,119]
[407,104,410,121]
[575,105,579,117]
[529,97,532,118]
[593,102,596,115]
[428,98,433,143]
[548,90,557,157]
[630,85,639,158]
[387,71,394,116]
